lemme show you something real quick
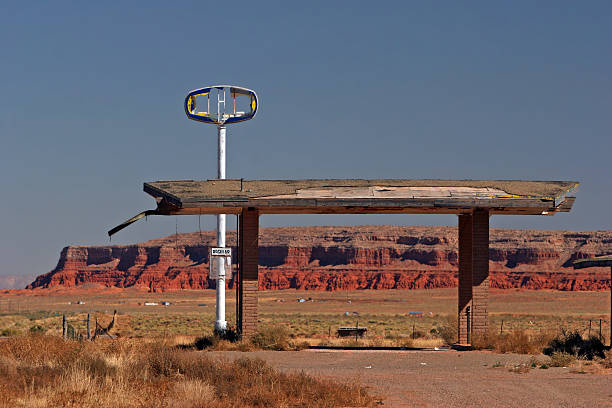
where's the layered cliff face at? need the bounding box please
[27,226,612,291]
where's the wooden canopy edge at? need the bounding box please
[143,179,578,216]
[144,183,183,208]
[145,179,579,200]
[556,197,575,212]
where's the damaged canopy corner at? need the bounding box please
[108,209,161,237]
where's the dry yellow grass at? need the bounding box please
[166,379,215,408]
[1,288,609,352]
[601,350,612,368]
[0,334,379,408]
[310,335,445,348]
[1,288,609,332]
[472,328,558,354]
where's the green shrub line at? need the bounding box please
[543,329,606,360]
[194,325,309,352]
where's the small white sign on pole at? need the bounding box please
[209,248,232,280]
[211,248,232,257]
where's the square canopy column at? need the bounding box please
[238,207,259,338]
[471,209,490,337]
[457,214,473,344]
[457,209,490,345]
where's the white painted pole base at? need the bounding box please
[214,126,227,334]
[214,213,227,333]
[214,276,227,332]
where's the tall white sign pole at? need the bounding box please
[184,85,257,335]
[215,124,227,332]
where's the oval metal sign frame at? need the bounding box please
[184,85,258,125]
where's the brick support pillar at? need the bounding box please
[457,209,490,345]
[457,214,473,344]
[471,208,490,337]
[238,207,259,338]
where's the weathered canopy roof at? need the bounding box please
[143,179,578,215]
[573,255,612,269]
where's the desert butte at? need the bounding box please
[24,225,612,292]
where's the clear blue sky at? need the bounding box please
[1,1,610,278]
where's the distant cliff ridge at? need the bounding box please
[0,275,35,290]
[27,226,612,291]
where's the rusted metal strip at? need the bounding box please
[108,209,161,237]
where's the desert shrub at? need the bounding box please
[433,315,457,345]
[194,335,215,350]
[395,338,415,348]
[194,326,243,351]
[23,311,56,321]
[214,357,375,407]
[29,325,45,334]
[317,338,332,347]
[384,332,415,348]
[528,356,544,368]
[341,339,363,347]
[410,329,426,339]
[0,356,17,378]
[83,354,117,378]
[529,330,558,351]
[508,363,531,374]
[194,334,254,352]
[165,379,215,408]
[250,325,291,350]
[472,329,555,354]
[496,330,535,354]
[216,326,240,342]
[292,340,310,350]
[0,334,84,367]
[543,329,606,360]
[470,330,494,350]
[0,328,19,337]
[578,336,607,360]
[598,349,612,369]
[140,343,188,377]
[549,352,576,367]
[569,363,588,374]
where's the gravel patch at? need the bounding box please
[208,350,612,407]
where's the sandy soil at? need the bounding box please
[209,350,612,408]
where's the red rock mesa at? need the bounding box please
[27,226,612,292]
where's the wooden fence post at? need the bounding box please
[87,313,91,340]
[599,319,602,342]
[62,315,67,339]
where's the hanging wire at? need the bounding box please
[198,212,204,244]
[235,213,240,328]
[199,212,206,265]
[175,216,179,263]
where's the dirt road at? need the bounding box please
[209,350,612,407]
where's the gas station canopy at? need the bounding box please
[142,178,577,216]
